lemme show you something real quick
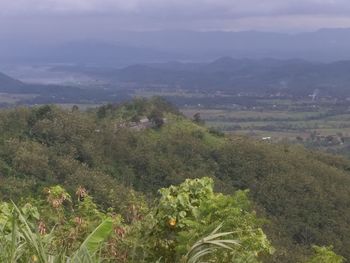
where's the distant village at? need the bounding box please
[115,116,168,131]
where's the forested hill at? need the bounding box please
[0,98,350,262]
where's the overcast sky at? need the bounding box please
[1,0,350,42]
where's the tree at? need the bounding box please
[72,105,79,112]
[192,112,203,124]
[305,246,344,263]
[148,109,164,128]
[143,177,273,262]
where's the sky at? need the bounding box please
[1,0,350,42]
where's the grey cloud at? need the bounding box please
[1,0,350,35]
[1,0,350,17]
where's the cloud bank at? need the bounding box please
[1,0,350,17]
[1,0,350,36]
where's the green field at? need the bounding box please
[181,101,350,155]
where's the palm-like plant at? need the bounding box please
[183,224,240,263]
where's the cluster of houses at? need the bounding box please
[129,117,155,131]
[115,117,167,131]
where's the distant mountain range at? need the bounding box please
[2,28,350,65]
[3,54,350,100]
[102,57,350,97]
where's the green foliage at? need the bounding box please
[305,246,344,263]
[81,218,113,253]
[184,224,240,263]
[143,177,273,262]
[0,201,113,263]
[0,180,272,262]
[72,218,113,260]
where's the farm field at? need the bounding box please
[182,108,350,137]
[181,98,350,156]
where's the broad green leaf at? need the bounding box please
[79,217,113,255]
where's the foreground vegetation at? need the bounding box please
[0,98,349,262]
[1,178,274,262]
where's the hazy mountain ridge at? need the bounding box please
[0,72,26,92]
[2,28,350,65]
[108,57,350,96]
[0,71,130,105]
[3,54,350,101]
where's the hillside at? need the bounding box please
[0,98,350,262]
